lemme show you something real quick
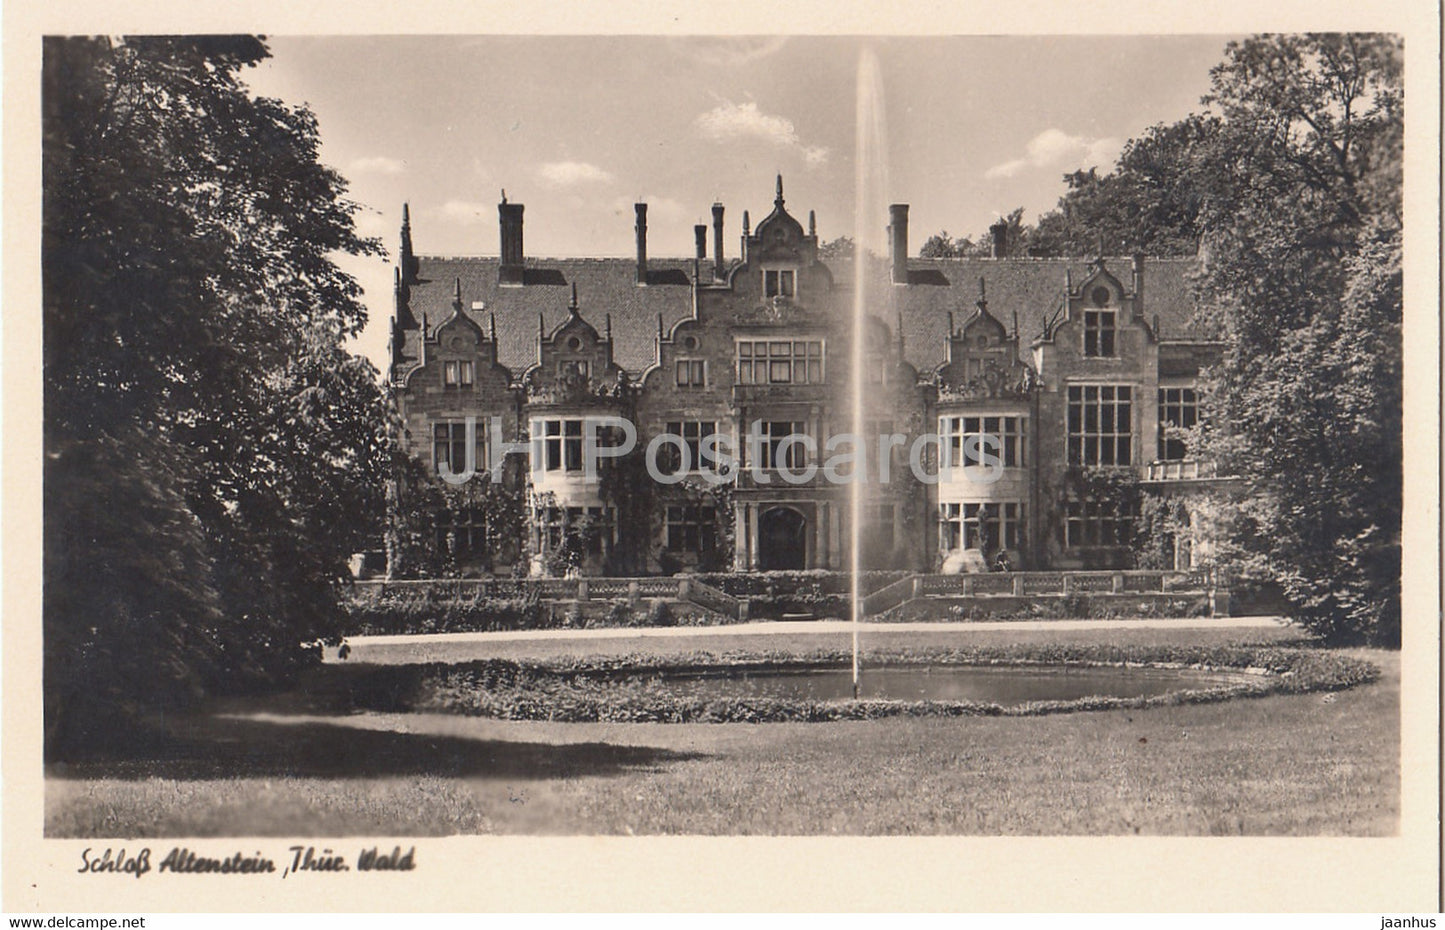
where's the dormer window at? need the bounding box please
[676,359,706,388]
[763,269,796,298]
[443,360,474,388]
[1083,309,1116,357]
[1084,286,1117,357]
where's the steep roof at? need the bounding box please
[402,253,1200,377]
[870,255,1200,373]
[406,256,697,373]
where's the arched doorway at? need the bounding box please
[758,506,807,571]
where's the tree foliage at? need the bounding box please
[1188,34,1403,645]
[43,36,391,754]
[936,34,1403,642]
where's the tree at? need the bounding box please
[817,235,855,259]
[1031,115,1220,257]
[43,36,390,754]
[1189,34,1403,645]
[918,231,962,258]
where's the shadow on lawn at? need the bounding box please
[47,713,705,782]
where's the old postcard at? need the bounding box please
[4,0,1440,915]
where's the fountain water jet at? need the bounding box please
[851,48,890,699]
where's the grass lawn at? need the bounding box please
[45,623,1398,836]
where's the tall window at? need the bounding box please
[1158,387,1198,461]
[1067,385,1133,466]
[537,505,613,555]
[939,502,1024,552]
[433,421,488,475]
[736,339,824,385]
[675,359,706,388]
[542,419,585,472]
[759,421,808,470]
[443,360,474,388]
[1065,500,1135,548]
[558,359,589,380]
[940,416,1025,468]
[435,506,486,555]
[665,505,717,552]
[763,269,796,298]
[1083,309,1117,357]
[659,421,718,475]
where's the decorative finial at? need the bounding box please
[402,202,410,224]
[743,210,751,235]
[948,310,955,337]
[1096,230,1105,259]
[775,173,784,206]
[501,189,507,204]
[605,313,612,342]
[490,312,497,342]
[454,277,462,304]
[808,210,816,237]
[568,282,578,313]
[978,276,987,307]
[657,313,664,342]
[1012,311,1019,340]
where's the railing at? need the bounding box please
[900,569,1215,601]
[679,577,743,620]
[348,569,1218,614]
[861,575,919,615]
[1141,459,1218,481]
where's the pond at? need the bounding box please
[646,664,1260,705]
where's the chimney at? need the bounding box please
[1131,253,1145,312]
[694,224,708,263]
[499,192,525,286]
[889,203,909,285]
[711,203,725,280]
[990,219,1008,259]
[634,203,648,285]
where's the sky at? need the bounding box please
[243,35,1233,371]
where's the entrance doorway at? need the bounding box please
[758,506,807,570]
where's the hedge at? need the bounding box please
[333,644,1379,724]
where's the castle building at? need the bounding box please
[387,177,1225,577]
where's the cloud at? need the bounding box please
[984,129,1122,180]
[537,160,615,187]
[694,100,830,165]
[348,156,406,175]
[438,200,491,225]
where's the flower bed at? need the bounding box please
[339,644,1379,724]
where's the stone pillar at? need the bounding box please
[831,502,845,569]
[734,504,748,571]
[747,503,760,570]
[810,504,823,569]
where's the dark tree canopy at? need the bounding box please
[43,36,392,754]
[1188,34,1402,645]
